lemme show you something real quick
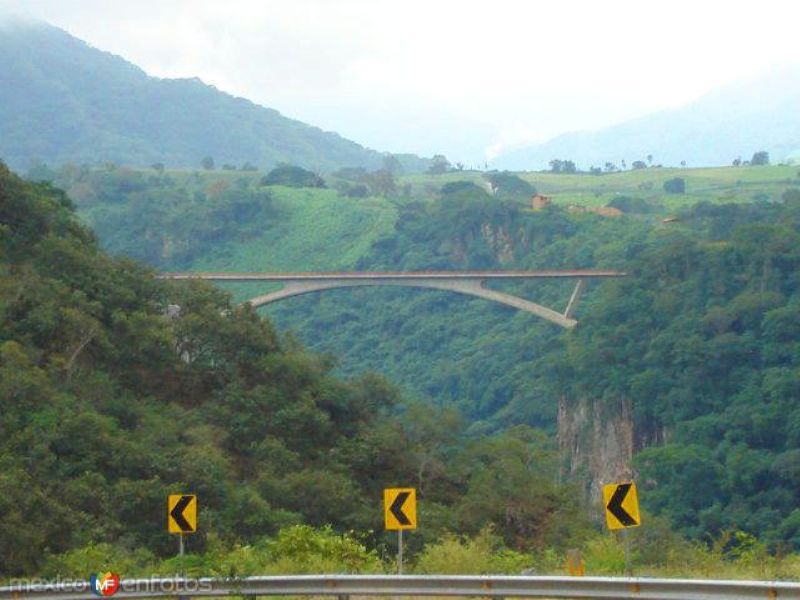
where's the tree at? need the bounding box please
[647,154,654,165]
[562,160,577,173]
[663,177,686,194]
[201,156,215,170]
[680,160,687,168]
[428,155,451,175]
[751,151,770,166]
[484,171,535,197]
[441,181,484,196]
[732,157,742,167]
[151,162,165,174]
[381,154,403,175]
[549,159,564,173]
[261,165,325,188]
[631,160,647,170]
[363,169,396,196]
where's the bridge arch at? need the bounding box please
[159,271,625,329]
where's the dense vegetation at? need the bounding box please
[25,161,800,554]
[1,164,599,578]
[0,21,431,174]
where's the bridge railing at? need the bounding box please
[1,574,798,600]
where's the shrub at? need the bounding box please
[414,527,531,574]
[484,171,535,198]
[663,177,686,194]
[264,525,383,574]
[583,535,627,574]
[441,181,485,196]
[39,543,156,578]
[261,165,325,188]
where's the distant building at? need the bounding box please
[531,194,552,210]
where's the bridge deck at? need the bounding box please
[159,270,626,281]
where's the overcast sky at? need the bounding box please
[3,0,800,163]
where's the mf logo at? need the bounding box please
[89,572,120,597]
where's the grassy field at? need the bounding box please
[187,185,397,301]
[400,164,800,211]
[156,165,800,298]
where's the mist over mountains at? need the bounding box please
[0,18,431,173]
[2,16,799,177]
[492,64,800,170]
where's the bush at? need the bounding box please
[663,177,686,194]
[261,165,325,188]
[484,171,535,198]
[264,525,383,574]
[608,195,650,213]
[441,181,485,196]
[414,528,532,574]
[39,543,156,578]
[160,526,384,578]
[583,535,627,574]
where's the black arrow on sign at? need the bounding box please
[606,483,637,526]
[170,495,194,532]
[390,491,411,525]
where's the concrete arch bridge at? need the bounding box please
[159,270,625,328]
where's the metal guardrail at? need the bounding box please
[1,575,799,600]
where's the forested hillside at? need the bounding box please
[0,20,429,173]
[28,162,800,551]
[0,163,597,578]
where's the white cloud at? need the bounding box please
[2,0,799,161]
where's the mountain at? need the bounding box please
[0,18,426,173]
[493,64,800,170]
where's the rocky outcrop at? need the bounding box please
[480,223,515,264]
[557,395,634,508]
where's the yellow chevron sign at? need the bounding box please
[384,488,416,530]
[602,482,640,530]
[168,494,197,534]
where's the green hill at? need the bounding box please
[27,161,800,549]
[2,162,601,577]
[0,19,429,173]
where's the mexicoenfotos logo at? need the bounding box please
[89,572,121,597]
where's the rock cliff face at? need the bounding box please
[557,395,634,507]
[480,223,516,264]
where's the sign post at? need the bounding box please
[602,482,640,575]
[168,494,197,569]
[384,488,417,575]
